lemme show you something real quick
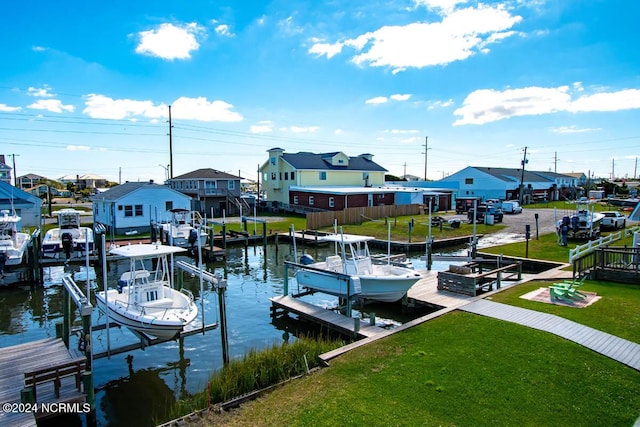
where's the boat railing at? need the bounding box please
[180,288,195,303]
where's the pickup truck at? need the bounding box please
[600,211,626,230]
[468,204,504,224]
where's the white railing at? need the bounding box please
[569,225,640,263]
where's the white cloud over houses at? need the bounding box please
[27,99,74,113]
[82,94,243,122]
[550,125,601,134]
[0,104,21,112]
[453,85,640,125]
[309,3,522,72]
[135,23,203,60]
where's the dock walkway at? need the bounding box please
[460,299,640,371]
[270,295,383,338]
[0,337,86,427]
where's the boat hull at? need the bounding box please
[95,288,198,340]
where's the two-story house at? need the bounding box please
[0,155,12,185]
[260,148,388,210]
[168,169,243,217]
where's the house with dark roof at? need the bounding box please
[439,166,579,203]
[92,181,191,234]
[260,148,388,210]
[167,169,243,217]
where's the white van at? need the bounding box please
[501,201,522,214]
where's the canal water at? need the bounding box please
[0,242,458,426]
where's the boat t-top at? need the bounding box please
[295,233,423,303]
[94,243,198,340]
[42,208,94,259]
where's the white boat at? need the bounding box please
[295,234,423,303]
[0,210,30,269]
[159,209,208,250]
[95,243,198,340]
[557,205,605,240]
[42,208,94,259]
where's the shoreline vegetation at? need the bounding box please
[153,208,640,426]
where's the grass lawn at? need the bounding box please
[199,312,640,427]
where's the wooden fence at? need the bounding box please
[306,204,422,230]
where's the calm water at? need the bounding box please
[0,242,454,426]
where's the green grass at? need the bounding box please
[198,312,640,427]
[489,280,640,343]
[526,200,629,213]
[480,232,572,263]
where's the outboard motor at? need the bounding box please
[61,232,73,260]
[299,254,315,265]
[188,229,198,247]
[0,252,6,276]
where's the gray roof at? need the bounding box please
[282,152,387,172]
[91,181,179,202]
[473,167,572,183]
[172,169,242,180]
[0,181,42,206]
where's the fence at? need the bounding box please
[569,225,640,263]
[306,204,422,230]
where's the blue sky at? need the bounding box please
[1,0,639,185]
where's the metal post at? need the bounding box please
[283,263,289,295]
[63,288,70,348]
[218,282,229,365]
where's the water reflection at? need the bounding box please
[1,242,450,426]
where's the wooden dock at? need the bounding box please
[0,338,87,427]
[270,295,383,338]
[406,271,476,309]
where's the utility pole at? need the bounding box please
[611,158,615,180]
[168,105,174,179]
[8,154,19,187]
[553,151,557,173]
[422,136,431,181]
[403,162,407,179]
[634,157,638,179]
[519,146,528,204]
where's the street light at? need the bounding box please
[158,164,169,181]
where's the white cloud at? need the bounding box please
[279,16,304,35]
[83,94,166,119]
[454,85,640,125]
[27,99,74,113]
[365,96,388,104]
[32,45,46,52]
[550,125,601,134]
[385,129,419,134]
[390,94,411,101]
[215,24,234,37]
[28,86,55,97]
[66,145,91,151]
[428,99,454,109]
[0,104,21,112]
[250,121,274,133]
[135,23,203,60]
[413,0,469,14]
[310,4,522,72]
[171,97,243,122]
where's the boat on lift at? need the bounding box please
[557,204,605,240]
[0,210,30,270]
[94,243,198,340]
[42,208,94,259]
[295,233,423,303]
[158,209,208,251]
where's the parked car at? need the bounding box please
[501,201,523,214]
[600,211,626,230]
[468,204,504,224]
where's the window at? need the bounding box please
[291,172,295,180]
[135,205,143,216]
[279,172,282,180]
[328,197,334,208]
[465,178,474,185]
[270,157,276,165]
[363,172,369,180]
[309,196,314,206]
[124,205,133,217]
[146,290,158,302]
[228,180,235,190]
[284,172,289,180]
[165,201,173,211]
[319,171,327,180]
[293,196,299,204]
[271,172,276,180]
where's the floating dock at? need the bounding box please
[270,295,383,338]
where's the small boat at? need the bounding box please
[158,209,208,250]
[557,205,605,241]
[0,210,30,269]
[295,233,423,303]
[42,208,94,259]
[94,243,198,340]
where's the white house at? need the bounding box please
[92,181,192,234]
[0,181,43,229]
